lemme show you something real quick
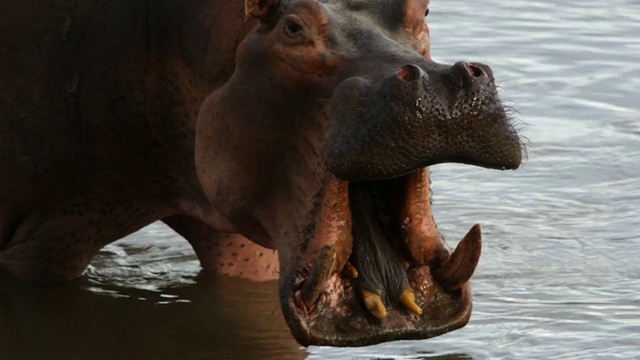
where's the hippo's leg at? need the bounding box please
[0,198,170,283]
[162,215,279,281]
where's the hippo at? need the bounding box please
[0,0,522,347]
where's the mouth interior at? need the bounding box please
[289,169,480,346]
[349,180,410,308]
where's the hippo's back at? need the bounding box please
[0,0,255,283]
[0,1,158,199]
[0,1,203,283]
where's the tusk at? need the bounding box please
[362,289,387,319]
[301,245,337,307]
[432,224,482,292]
[400,287,423,315]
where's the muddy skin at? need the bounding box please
[0,0,523,347]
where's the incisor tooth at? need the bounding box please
[400,287,423,315]
[301,245,336,307]
[362,289,387,319]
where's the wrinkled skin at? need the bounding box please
[0,0,522,347]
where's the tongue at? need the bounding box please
[349,183,408,305]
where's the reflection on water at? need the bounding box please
[0,272,304,360]
[2,0,640,359]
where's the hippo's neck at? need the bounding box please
[146,1,256,128]
[194,64,334,237]
[139,1,258,213]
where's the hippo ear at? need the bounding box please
[245,0,281,23]
[402,0,429,29]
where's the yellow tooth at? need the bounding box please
[400,258,410,270]
[401,287,423,315]
[362,289,387,319]
[344,261,359,279]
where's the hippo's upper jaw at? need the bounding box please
[196,0,523,347]
[323,61,522,181]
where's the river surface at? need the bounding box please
[1,0,639,359]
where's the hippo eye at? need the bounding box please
[425,8,430,17]
[284,19,304,38]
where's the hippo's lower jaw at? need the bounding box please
[281,169,481,347]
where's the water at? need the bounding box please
[2,0,639,359]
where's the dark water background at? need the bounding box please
[1,0,639,358]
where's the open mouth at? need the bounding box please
[284,168,482,346]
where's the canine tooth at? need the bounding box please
[400,287,423,315]
[362,289,387,319]
[301,245,337,307]
[432,224,482,292]
[344,261,359,279]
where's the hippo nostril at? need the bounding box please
[396,64,422,82]
[455,61,486,79]
[465,63,484,78]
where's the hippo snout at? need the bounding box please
[323,60,523,181]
